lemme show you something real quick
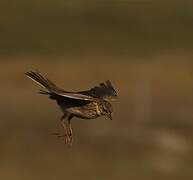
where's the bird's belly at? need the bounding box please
[69,107,99,119]
[75,112,99,119]
[59,102,102,119]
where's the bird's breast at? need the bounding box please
[61,101,102,119]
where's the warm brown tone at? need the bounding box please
[25,70,117,145]
[1,0,193,179]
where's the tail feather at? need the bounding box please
[25,70,60,92]
[39,89,50,94]
[39,89,57,99]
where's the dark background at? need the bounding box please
[1,0,193,179]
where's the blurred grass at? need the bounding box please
[0,55,193,179]
[0,0,193,55]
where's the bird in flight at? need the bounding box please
[25,70,118,145]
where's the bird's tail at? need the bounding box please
[25,70,60,94]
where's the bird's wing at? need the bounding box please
[55,91,96,101]
[79,80,118,101]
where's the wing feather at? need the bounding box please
[79,80,117,100]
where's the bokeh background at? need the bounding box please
[1,0,193,179]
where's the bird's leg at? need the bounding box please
[53,113,67,138]
[60,113,71,144]
[67,115,74,145]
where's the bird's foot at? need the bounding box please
[52,132,73,145]
[68,134,73,146]
[52,132,65,138]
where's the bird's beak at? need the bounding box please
[107,113,113,120]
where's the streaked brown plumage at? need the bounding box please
[25,70,117,145]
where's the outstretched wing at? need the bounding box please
[54,91,96,101]
[79,80,118,101]
[26,70,96,102]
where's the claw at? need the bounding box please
[52,132,72,145]
[69,138,73,146]
[52,132,66,140]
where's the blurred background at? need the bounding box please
[1,0,193,179]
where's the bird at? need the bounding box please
[25,70,118,145]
